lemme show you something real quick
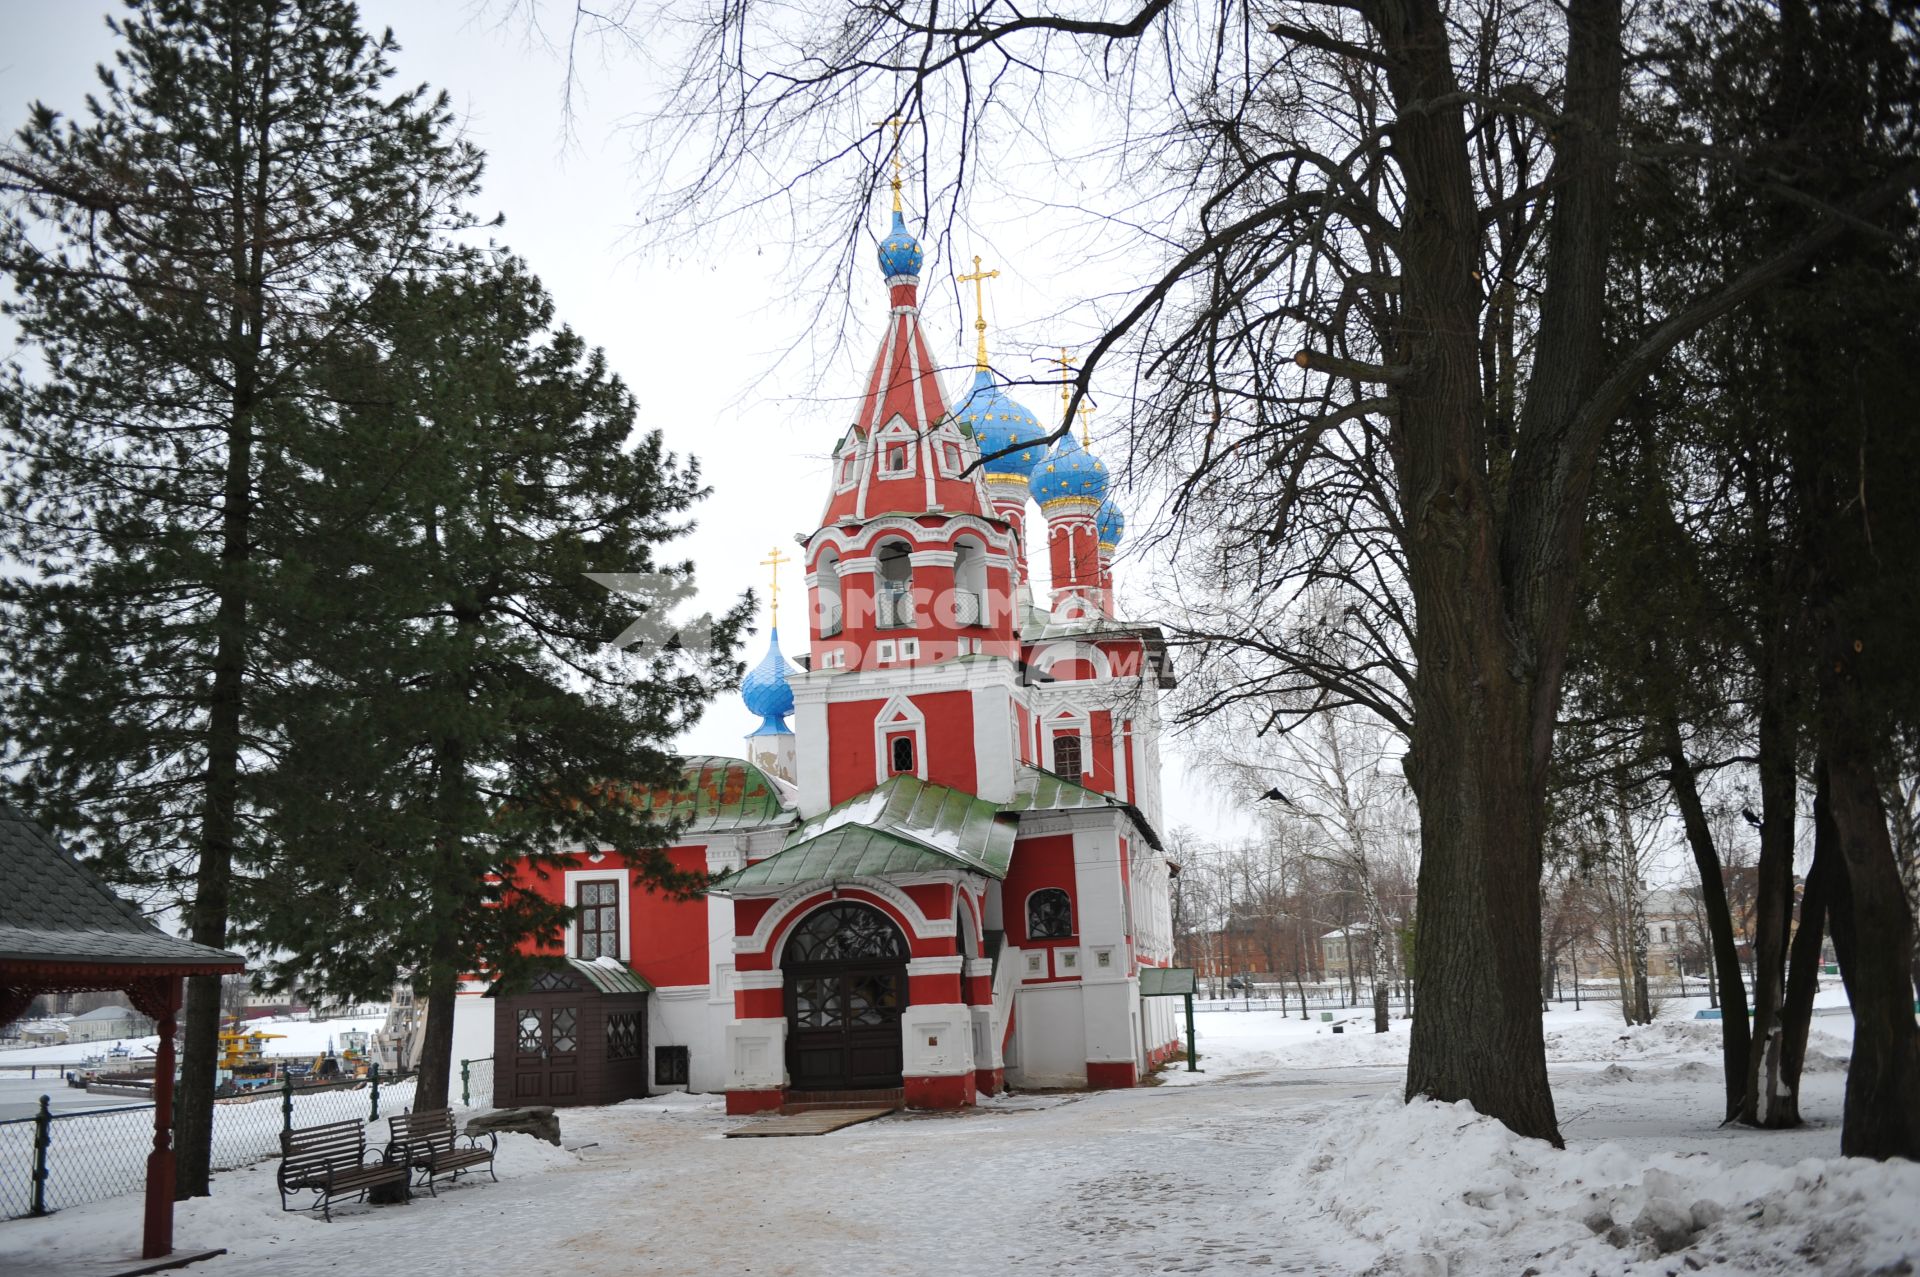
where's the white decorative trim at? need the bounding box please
[803,514,1017,563]
[906,955,966,977]
[652,985,711,1002]
[1032,641,1114,682]
[734,970,787,991]
[1041,704,1093,783]
[908,549,958,568]
[873,692,928,786]
[738,876,954,956]
[965,958,995,978]
[561,869,629,961]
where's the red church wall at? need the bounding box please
[1002,834,1079,979]
[904,882,954,930]
[915,691,977,793]
[629,847,711,987]
[508,846,710,988]
[1090,709,1115,793]
[826,691,979,804]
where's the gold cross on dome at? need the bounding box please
[1077,401,1094,447]
[957,255,1001,371]
[873,116,906,211]
[1048,348,1079,429]
[759,545,791,629]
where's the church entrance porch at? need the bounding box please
[781,902,908,1091]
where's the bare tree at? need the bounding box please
[540,0,1920,1143]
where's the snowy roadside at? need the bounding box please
[1271,1096,1920,1276]
[0,1000,1912,1277]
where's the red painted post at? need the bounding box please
[141,978,181,1259]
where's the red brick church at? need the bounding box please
[480,186,1182,1113]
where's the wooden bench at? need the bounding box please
[277,1118,409,1220]
[387,1107,498,1195]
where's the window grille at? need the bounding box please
[607,1012,641,1061]
[655,1045,690,1086]
[1027,888,1074,941]
[1052,734,1083,783]
[890,735,916,775]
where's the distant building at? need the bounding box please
[66,1004,154,1043]
[1320,924,1401,981]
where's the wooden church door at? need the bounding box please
[782,902,908,1091]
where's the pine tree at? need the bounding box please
[236,252,748,1110]
[0,0,480,1194]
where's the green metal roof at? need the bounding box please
[486,956,654,997]
[713,775,1017,893]
[625,755,792,833]
[566,956,654,995]
[1005,766,1123,814]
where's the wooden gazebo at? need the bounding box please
[0,800,244,1259]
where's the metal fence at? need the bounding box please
[0,1067,445,1221]
[457,1057,494,1109]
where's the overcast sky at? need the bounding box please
[1,1,1263,846]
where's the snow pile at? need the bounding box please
[1277,1096,1920,1275]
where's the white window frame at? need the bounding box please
[876,639,897,662]
[1045,706,1093,785]
[872,693,929,785]
[562,869,629,962]
[898,637,920,660]
[876,420,919,479]
[836,444,862,491]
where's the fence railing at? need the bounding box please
[458,1057,494,1109]
[0,1063,493,1222]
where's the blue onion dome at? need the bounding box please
[877,209,924,279]
[952,368,1046,478]
[1032,433,1109,508]
[1096,498,1126,551]
[740,627,796,735]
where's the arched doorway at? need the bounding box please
[783,901,909,1090]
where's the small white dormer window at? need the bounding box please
[885,443,911,474]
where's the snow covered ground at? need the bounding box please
[2,995,1913,1276]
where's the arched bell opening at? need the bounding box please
[951,537,987,628]
[815,547,844,638]
[875,538,914,629]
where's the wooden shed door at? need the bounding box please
[512,1003,580,1101]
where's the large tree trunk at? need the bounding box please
[1774,814,1833,1128]
[1383,0,1619,1146]
[1664,724,1752,1120]
[1743,670,1799,1127]
[1816,738,1920,1159]
[175,332,261,1197]
[412,966,459,1114]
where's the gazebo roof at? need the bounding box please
[0,800,243,972]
